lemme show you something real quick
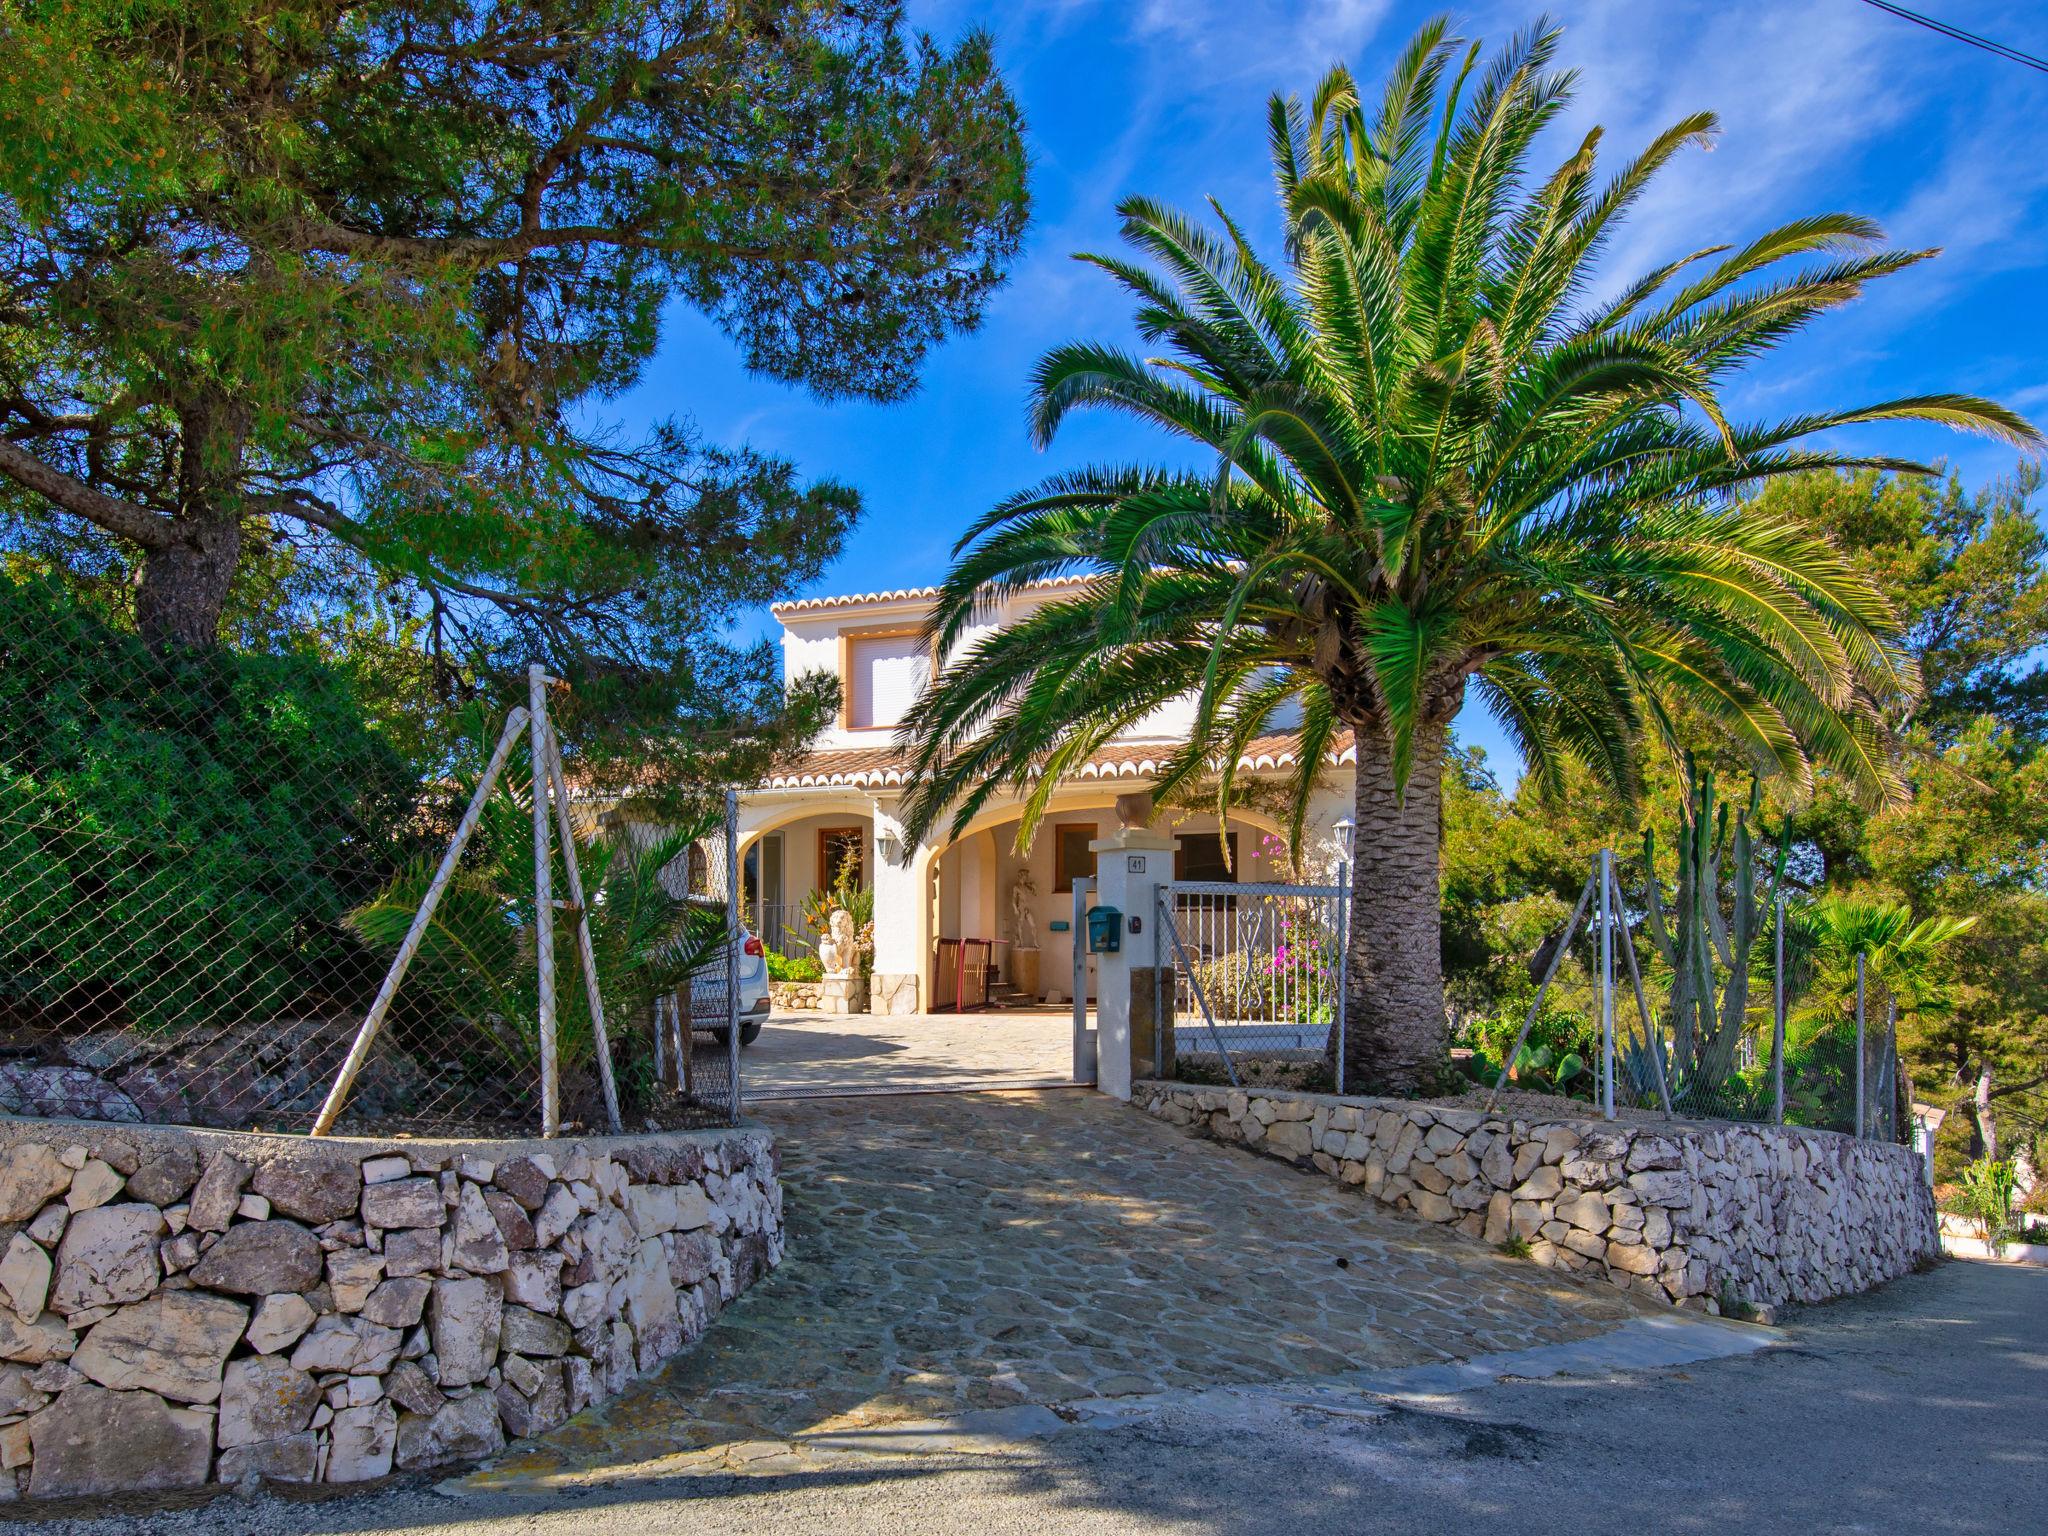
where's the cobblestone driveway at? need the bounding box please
[743,1009,1078,1099]
[474,1089,1650,1487]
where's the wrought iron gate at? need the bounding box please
[1155,879,1349,1091]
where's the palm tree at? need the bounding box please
[348,774,723,1121]
[1786,893,1974,1133]
[896,18,2039,1094]
[1792,894,1976,1039]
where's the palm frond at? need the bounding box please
[896,14,2032,863]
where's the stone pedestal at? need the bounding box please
[818,974,870,1015]
[1010,947,1042,1002]
[870,972,920,1014]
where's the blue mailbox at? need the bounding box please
[1085,906,1123,954]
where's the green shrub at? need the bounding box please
[767,950,822,983]
[1460,999,1597,1070]
[348,802,720,1117]
[0,574,416,1033]
[1946,1157,2022,1253]
[1189,946,1337,1024]
[1779,1022,1860,1134]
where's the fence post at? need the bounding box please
[529,663,560,1138]
[1854,950,1866,1141]
[1334,856,1350,1098]
[1772,885,1786,1125]
[1087,819,1178,1100]
[1071,876,1096,1084]
[310,704,531,1136]
[1153,886,1166,1080]
[1599,847,1615,1120]
[540,715,623,1135]
[725,788,741,1125]
[1883,994,1898,1143]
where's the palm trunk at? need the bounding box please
[1975,1061,1998,1162]
[1342,722,1448,1095]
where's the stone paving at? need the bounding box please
[469,1088,1654,1490]
[743,1009,1080,1099]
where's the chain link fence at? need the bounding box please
[0,569,739,1137]
[1478,849,1909,1140]
[648,792,742,1129]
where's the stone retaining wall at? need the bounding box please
[0,1117,782,1501]
[769,980,822,1010]
[1136,1081,1937,1315]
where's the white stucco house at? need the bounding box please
[737,576,1358,1013]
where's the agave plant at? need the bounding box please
[896,16,2037,1093]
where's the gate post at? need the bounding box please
[1088,805,1178,1101]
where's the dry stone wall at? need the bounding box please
[769,980,823,1010]
[1137,1081,1937,1315]
[0,1119,781,1501]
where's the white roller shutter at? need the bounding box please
[848,635,929,729]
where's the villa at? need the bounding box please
[736,577,1359,1012]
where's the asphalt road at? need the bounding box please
[11,1257,2043,1536]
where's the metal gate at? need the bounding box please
[1155,880,1349,1091]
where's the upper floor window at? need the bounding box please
[844,630,929,730]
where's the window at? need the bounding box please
[1175,831,1239,882]
[818,826,866,892]
[1053,824,1096,893]
[844,631,929,730]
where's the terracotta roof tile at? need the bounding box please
[760,731,1356,790]
[769,572,1098,616]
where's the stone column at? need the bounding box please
[1087,823,1178,1100]
[869,806,923,1014]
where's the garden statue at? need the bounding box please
[1008,869,1042,1002]
[1009,869,1039,950]
[818,907,860,976]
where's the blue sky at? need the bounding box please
[622,1,2048,778]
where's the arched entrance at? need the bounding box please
[923,800,1301,1013]
[728,780,1336,1103]
[735,800,874,961]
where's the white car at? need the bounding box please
[688,925,771,1047]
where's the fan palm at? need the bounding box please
[896,17,2039,1093]
[348,779,722,1119]
[1790,894,1976,1042]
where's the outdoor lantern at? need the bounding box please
[1335,816,1356,864]
[876,827,902,864]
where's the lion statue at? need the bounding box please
[818,907,861,976]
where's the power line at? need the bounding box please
[1854,0,2048,73]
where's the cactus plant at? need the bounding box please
[1639,765,1790,1107]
